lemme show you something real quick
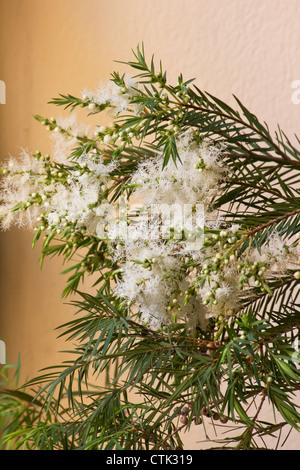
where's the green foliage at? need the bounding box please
[0,45,299,450]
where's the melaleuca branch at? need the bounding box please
[0,44,299,450]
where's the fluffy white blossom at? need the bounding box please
[131,136,225,210]
[246,232,299,280]
[1,128,298,333]
[0,149,116,235]
[81,75,140,115]
[110,135,229,329]
[50,114,91,163]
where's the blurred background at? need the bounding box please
[0,0,300,449]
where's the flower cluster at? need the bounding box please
[110,135,229,330]
[109,135,299,331]
[0,148,116,238]
[0,73,299,335]
[81,74,139,116]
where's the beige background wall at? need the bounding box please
[0,0,300,449]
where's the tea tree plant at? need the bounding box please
[0,45,299,450]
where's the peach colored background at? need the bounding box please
[0,0,300,449]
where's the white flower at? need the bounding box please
[110,137,230,329]
[50,114,90,163]
[81,75,140,116]
[131,136,226,212]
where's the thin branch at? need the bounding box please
[224,151,300,168]
[181,102,291,161]
[226,178,291,201]
[235,388,267,450]
[246,207,300,237]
